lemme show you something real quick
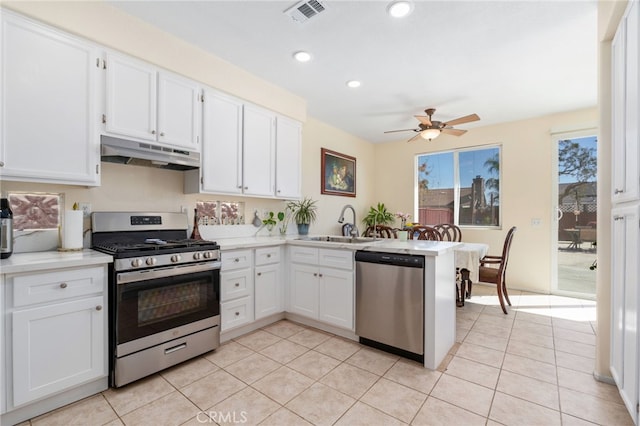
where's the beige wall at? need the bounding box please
[374,108,598,294]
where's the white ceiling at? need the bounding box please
[106,0,598,143]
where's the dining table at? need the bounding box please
[454,242,490,306]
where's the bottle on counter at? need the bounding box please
[1,198,13,259]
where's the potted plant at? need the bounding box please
[287,197,318,235]
[362,202,395,227]
[262,211,277,234]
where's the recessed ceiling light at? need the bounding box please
[387,1,414,18]
[293,51,312,62]
[346,80,361,88]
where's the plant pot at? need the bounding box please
[297,223,309,235]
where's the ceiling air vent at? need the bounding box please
[284,0,327,23]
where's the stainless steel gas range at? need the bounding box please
[91,212,221,388]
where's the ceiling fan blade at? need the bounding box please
[414,115,432,126]
[444,113,480,126]
[407,133,422,143]
[441,128,467,136]
[384,128,418,134]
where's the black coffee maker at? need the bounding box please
[1,198,13,259]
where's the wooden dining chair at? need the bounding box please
[433,223,462,242]
[408,225,442,240]
[363,225,397,238]
[478,226,517,314]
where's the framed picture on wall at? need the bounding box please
[321,148,356,197]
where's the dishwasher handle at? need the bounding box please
[355,251,424,268]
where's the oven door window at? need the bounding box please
[117,269,219,344]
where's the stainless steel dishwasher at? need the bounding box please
[355,251,425,362]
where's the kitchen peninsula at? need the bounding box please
[212,235,458,371]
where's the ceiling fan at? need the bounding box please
[384,108,480,142]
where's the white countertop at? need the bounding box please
[216,235,460,256]
[0,250,113,274]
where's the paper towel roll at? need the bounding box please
[62,210,83,250]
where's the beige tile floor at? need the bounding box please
[22,285,634,426]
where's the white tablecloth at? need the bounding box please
[454,243,490,283]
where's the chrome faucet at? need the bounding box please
[337,204,359,238]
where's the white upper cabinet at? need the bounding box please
[105,53,157,142]
[104,52,201,151]
[243,104,276,197]
[612,0,640,204]
[197,89,243,194]
[185,89,301,199]
[276,116,302,199]
[0,12,100,186]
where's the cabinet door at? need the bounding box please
[157,72,201,151]
[221,268,252,302]
[611,204,639,423]
[243,104,276,197]
[12,296,106,407]
[319,268,354,330]
[275,116,302,199]
[612,0,640,203]
[1,12,100,186]
[105,52,157,141]
[255,264,283,320]
[288,263,319,319]
[200,90,243,194]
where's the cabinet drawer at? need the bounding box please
[221,296,254,331]
[255,246,280,266]
[221,269,252,302]
[221,250,253,271]
[319,249,353,270]
[12,266,105,307]
[289,246,318,264]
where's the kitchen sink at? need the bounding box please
[296,235,378,244]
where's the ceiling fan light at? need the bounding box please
[420,128,441,140]
[387,1,414,18]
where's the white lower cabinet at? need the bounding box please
[288,247,354,330]
[220,250,254,331]
[611,203,640,424]
[254,247,283,320]
[12,296,105,406]
[3,265,107,414]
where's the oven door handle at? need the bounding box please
[116,262,221,285]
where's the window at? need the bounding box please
[416,146,500,227]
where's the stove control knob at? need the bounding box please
[131,258,143,268]
[203,251,212,259]
[146,257,157,266]
[171,254,182,263]
[193,252,202,260]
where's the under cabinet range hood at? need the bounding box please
[100,136,200,171]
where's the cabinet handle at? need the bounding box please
[257,272,262,276]
[614,216,624,221]
[614,189,624,194]
[244,186,248,190]
[151,130,156,135]
[96,305,103,311]
[160,132,165,137]
[313,273,318,277]
[235,282,240,287]
[319,273,323,278]
[237,185,242,189]
[235,311,240,316]
[267,254,271,258]
[234,258,240,262]
[0,161,4,167]
[60,283,68,289]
